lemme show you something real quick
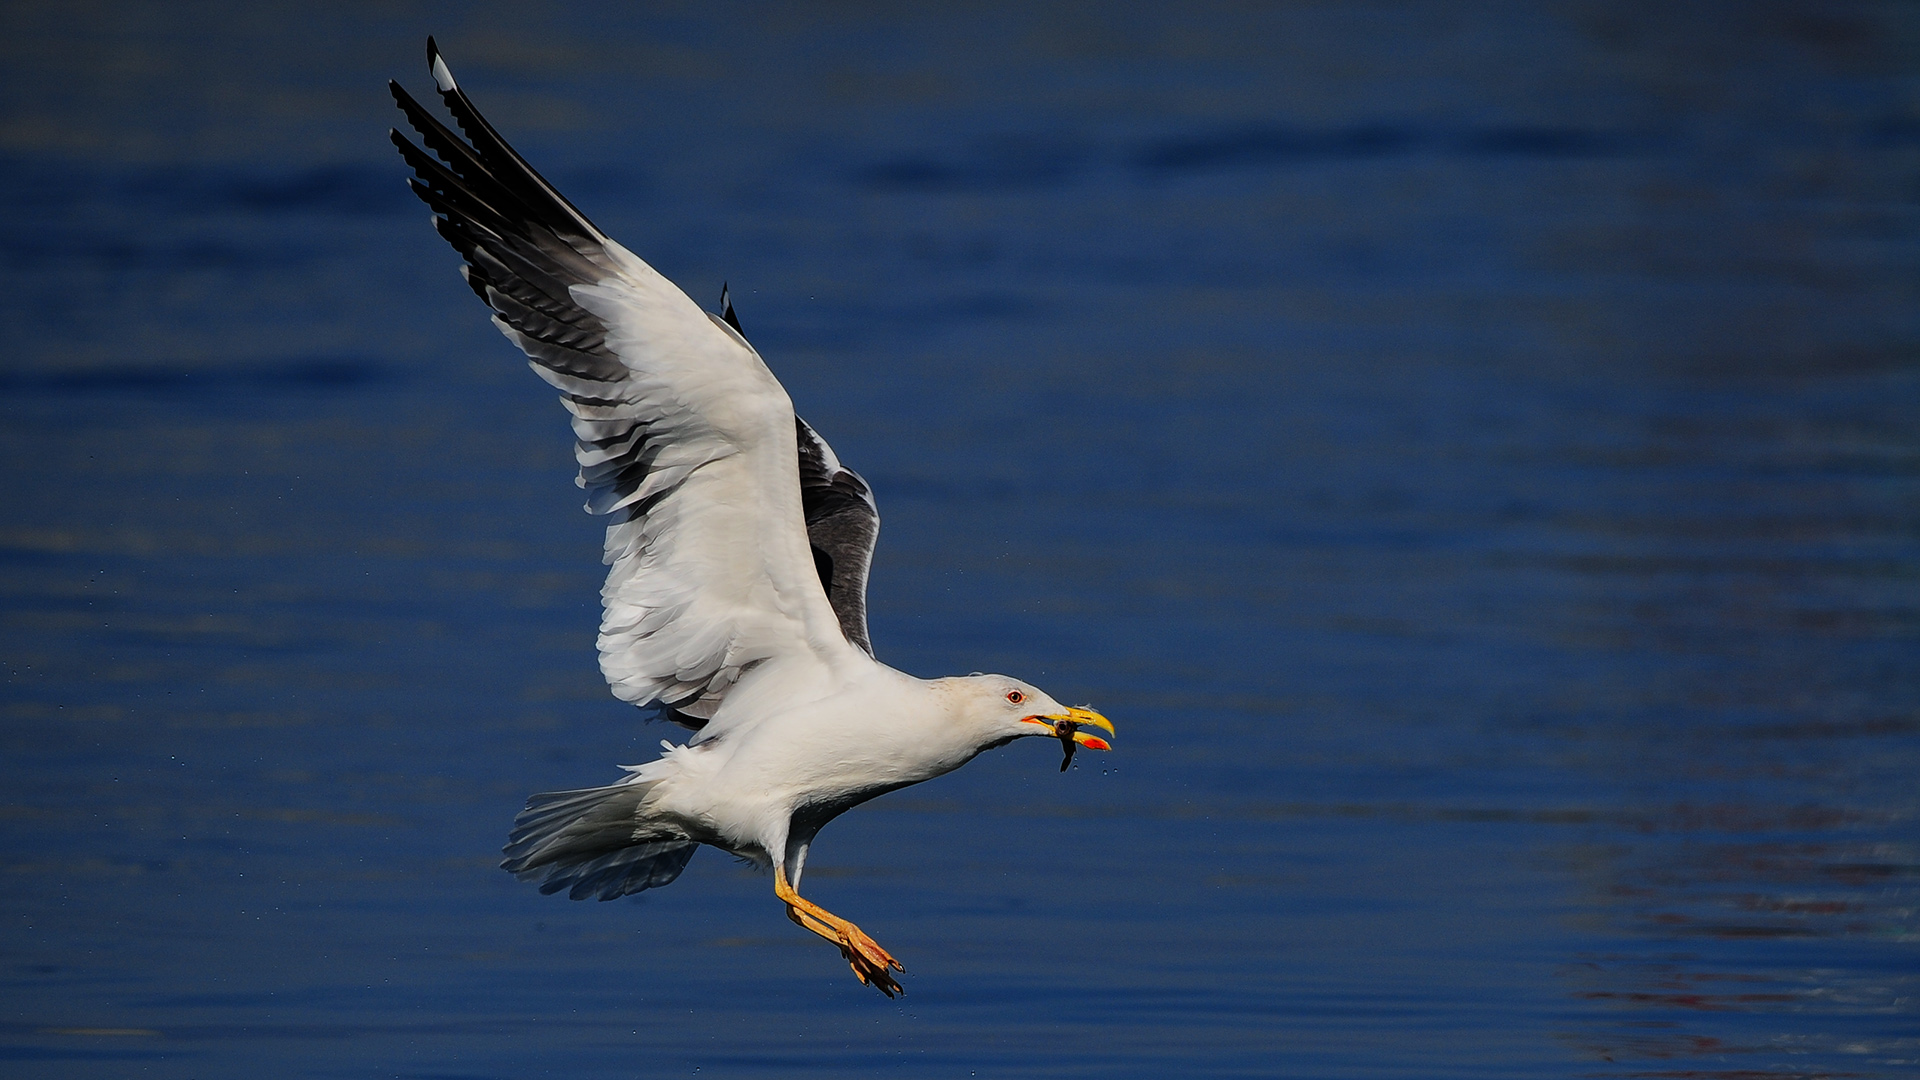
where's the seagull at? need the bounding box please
[389,38,1113,996]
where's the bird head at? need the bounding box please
[954,676,1114,771]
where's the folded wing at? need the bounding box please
[391,38,854,718]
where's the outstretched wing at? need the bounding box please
[391,38,856,718]
[719,286,881,657]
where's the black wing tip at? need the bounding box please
[388,79,420,118]
[427,35,457,93]
[390,78,429,115]
[720,282,742,333]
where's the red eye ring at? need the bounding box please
[1006,690,1025,705]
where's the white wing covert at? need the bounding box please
[391,40,850,719]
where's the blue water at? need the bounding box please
[3,4,1916,1077]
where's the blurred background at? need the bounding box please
[2,2,1915,1077]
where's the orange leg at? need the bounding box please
[774,865,905,996]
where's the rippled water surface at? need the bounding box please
[3,3,1916,1077]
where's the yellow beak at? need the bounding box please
[1022,706,1115,751]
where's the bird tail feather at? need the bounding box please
[501,779,697,901]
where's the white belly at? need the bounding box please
[643,669,973,860]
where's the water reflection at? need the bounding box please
[1533,373,1918,1076]
[1554,814,1917,1074]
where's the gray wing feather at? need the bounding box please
[795,417,879,656]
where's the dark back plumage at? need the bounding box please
[796,417,879,655]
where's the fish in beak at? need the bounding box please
[1021,706,1113,771]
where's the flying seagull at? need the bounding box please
[389,39,1112,996]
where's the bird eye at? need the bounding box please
[1006,690,1025,705]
